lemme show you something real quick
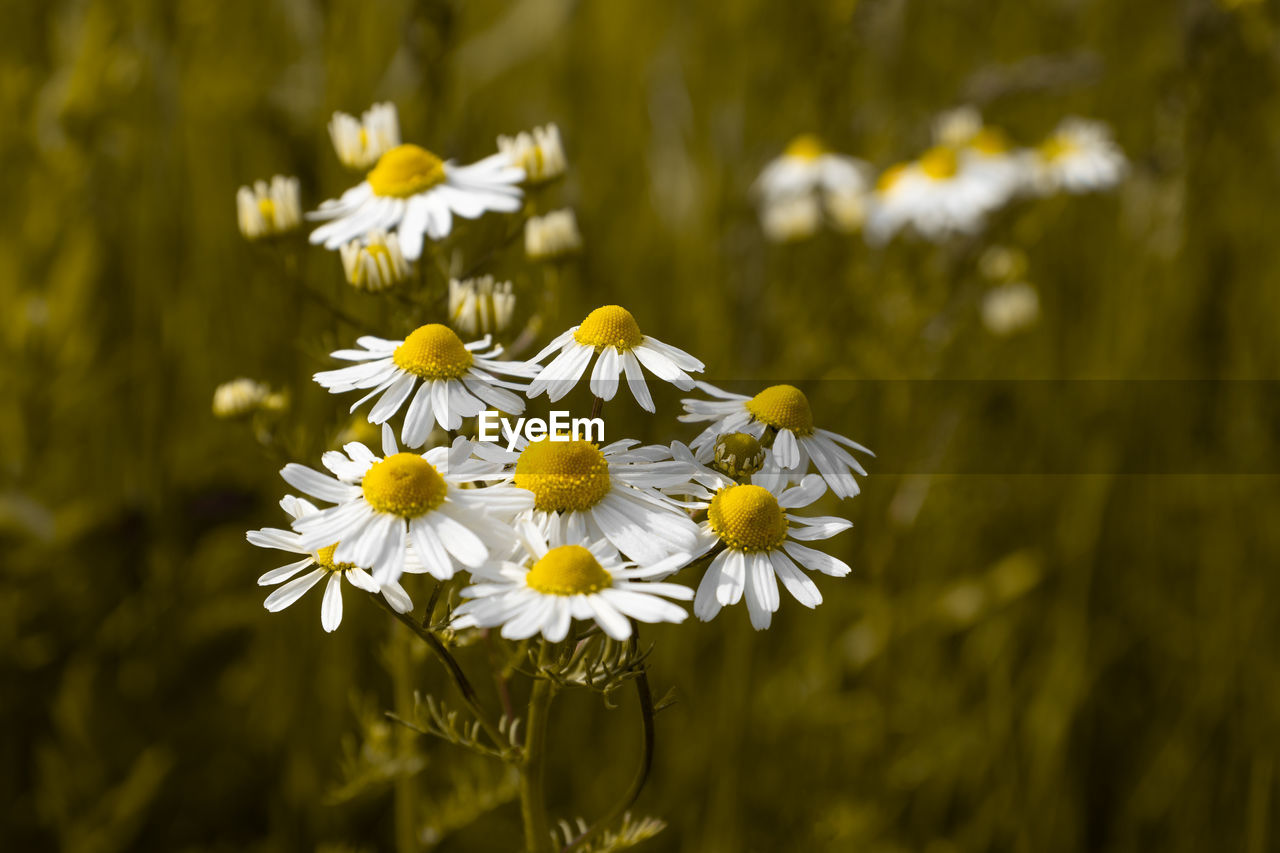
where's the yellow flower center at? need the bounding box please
[876,162,909,193]
[707,485,788,552]
[392,324,474,380]
[970,127,1010,155]
[315,543,356,572]
[257,197,276,222]
[785,134,826,161]
[1038,136,1077,163]
[572,305,644,351]
[525,544,613,595]
[714,432,766,479]
[362,453,448,518]
[745,384,814,436]
[920,146,959,180]
[367,144,447,198]
[513,438,612,512]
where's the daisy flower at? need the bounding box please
[309,144,524,261]
[328,102,401,170]
[281,425,533,585]
[1030,117,1127,195]
[864,146,1003,245]
[237,175,301,240]
[754,134,872,240]
[451,523,693,642]
[525,208,583,260]
[525,305,704,413]
[498,122,567,184]
[449,275,517,338]
[472,435,702,565]
[680,382,872,499]
[314,324,537,447]
[339,229,412,293]
[247,495,414,632]
[212,378,286,419]
[690,473,853,630]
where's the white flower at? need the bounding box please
[340,229,412,293]
[449,276,516,338]
[314,324,537,447]
[1031,118,1127,195]
[247,495,414,632]
[525,209,582,260]
[865,147,1004,245]
[472,435,702,565]
[280,425,533,585]
[754,135,872,240]
[498,123,567,184]
[329,102,401,170]
[982,282,1040,336]
[212,378,285,419]
[309,145,524,261]
[689,473,854,630]
[451,522,693,642]
[526,305,703,413]
[680,382,872,499]
[237,176,301,239]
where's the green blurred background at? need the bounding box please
[5,0,1280,850]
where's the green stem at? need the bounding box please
[520,641,557,853]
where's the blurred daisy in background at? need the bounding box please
[236,175,301,240]
[449,275,517,337]
[339,229,412,293]
[314,324,535,446]
[681,382,871,499]
[473,435,702,565]
[212,378,287,419]
[1030,117,1127,195]
[247,495,413,632]
[451,522,693,642]
[525,208,583,260]
[498,122,567,184]
[934,106,1031,204]
[690,474,853,630]
[865,146,1003,245]
[982,282,1041,336]
[329,102,401,170]
[526,305,703,412]
[309,144,524,260]
[282,426,532,584]
[754,134,872,241]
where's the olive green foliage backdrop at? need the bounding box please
[4,0,1280,850]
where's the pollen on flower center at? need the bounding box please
[572,305,644,351]
[315,543,356,572]
[745,384,814,436]
[367,144,447,198]
[513,438,612,512]
[708,485,788,552]
[257,197,276,221]
[525,544,613,595]
[362,453,447,517]
[920,146,959,180]
[393,324,474,380]
[785,134,826,161]
[970,127,1010,155]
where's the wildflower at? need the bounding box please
[498,123,567,184]
[690,473,853,630]
[213,378,287,419]
[681,382,871,499]
[340,229,412,293]
[713,432,767,481]
[526,305,703,412]
[1030,118,1127,195]
[754,135,872,240]
[472,435,702,565]
[981,282,1040,336]
[309,144,524,261]
[329,102,401,170]
[237,176,301,239]
[451,522,693,642]
[281,425,533,585]
[525,209,582,260]
[247,495,414,632]
[864,146,1003,245]
[449,276,517,337]
[314,324,537,447]
[759,193,823,243]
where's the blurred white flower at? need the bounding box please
[498,122,567,183]
[339,229,411,293]
[1031,117,1127,195]
[213,378,286,419]
[236,176,301,240]
[981,282,1040,336]
[449,275,517,338]
[329,102,401,170]
[754,135,872,240]
[865,147,1003,245]
[525,208,582,260]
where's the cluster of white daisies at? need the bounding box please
[248,304,871,637]
[753,106,1128,244]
